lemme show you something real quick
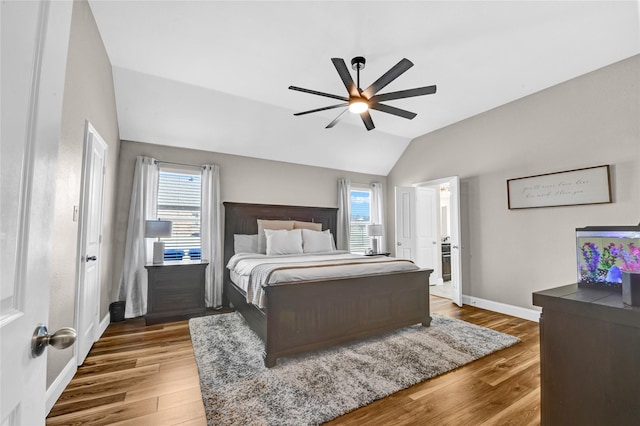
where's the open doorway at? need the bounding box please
[418,177,462,306]
[395,176,462,306]
[429,182,453,298]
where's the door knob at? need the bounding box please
[397,242,402,246]
[86,256,97,262]
[31,325,76,358]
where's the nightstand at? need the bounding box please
[144,260,208,325]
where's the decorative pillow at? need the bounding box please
[265,229,303,256]
[234,234,260,254]
[257,219,294,253]
[302,229,335,253]
[293,220,322,231]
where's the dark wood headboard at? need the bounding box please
[222,202,338,301]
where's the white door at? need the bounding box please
[415,187,441,285]
[76,123,107,365]
[395,187,417,260]
[0,1,73,424]
[449,177,463,307]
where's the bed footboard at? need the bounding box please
[263,269,431,367]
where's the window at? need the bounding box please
[349,187,371,254]
[157,168,201,260]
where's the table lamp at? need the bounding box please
[367,224,383,254]
[145,219,173,264]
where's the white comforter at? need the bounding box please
[227,251,419,308]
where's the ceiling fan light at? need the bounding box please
[349,100,368,114]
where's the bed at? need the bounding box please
[223,202,432,367]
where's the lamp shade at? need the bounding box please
[367,224,383,237]
[144,220,172,238]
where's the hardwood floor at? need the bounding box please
[47,297,541,425]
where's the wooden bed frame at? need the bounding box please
[223,202,432,367]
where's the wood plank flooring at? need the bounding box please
[47,297,541,425]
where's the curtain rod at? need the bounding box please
[154,159,203,169]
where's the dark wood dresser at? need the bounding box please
[145,260,208,325]
[533,284,640,425]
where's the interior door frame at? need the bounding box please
[75,121,107,366]
[414,176,463,306]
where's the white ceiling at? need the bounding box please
[88,1,639,175]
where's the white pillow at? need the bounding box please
[234,234,260,254]
[257,219,295,253]
[302,229,335,253]
[265,229,303,256]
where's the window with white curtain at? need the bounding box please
[349,185,372,254]
[157,166,201,259]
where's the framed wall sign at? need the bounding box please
[507,165,612,209]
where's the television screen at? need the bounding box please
[576,226,640,289]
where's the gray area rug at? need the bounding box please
[189,312,520,425]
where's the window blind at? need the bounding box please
[350,189,371,254]
[157,170,201,259]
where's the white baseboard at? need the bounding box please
[462,295,541,322]
[45,357,77,415]
[98,312,110,338]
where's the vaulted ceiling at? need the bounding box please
[88,1,639,175]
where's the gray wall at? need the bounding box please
[112,141,386,300]
[47,0,120,387]
[387,55,640,310]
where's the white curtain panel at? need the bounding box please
[337,178,351,251]
[118,156,158,318]
[370,182,386,252]
[201,164,223,308]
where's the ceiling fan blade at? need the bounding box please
[362,58,413,99]
[331,58,359,97]
[370,85,437,103]
[293,103,348,116]
[369,103,417,120]
[325,109,348,128]
[289,86,349,102]
[360,110,375,131]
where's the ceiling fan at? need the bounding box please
[289,56,436,131]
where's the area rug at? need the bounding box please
[189,312,519,425]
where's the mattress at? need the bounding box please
[227,251,419,308]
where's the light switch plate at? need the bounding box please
[73,205,79,222]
